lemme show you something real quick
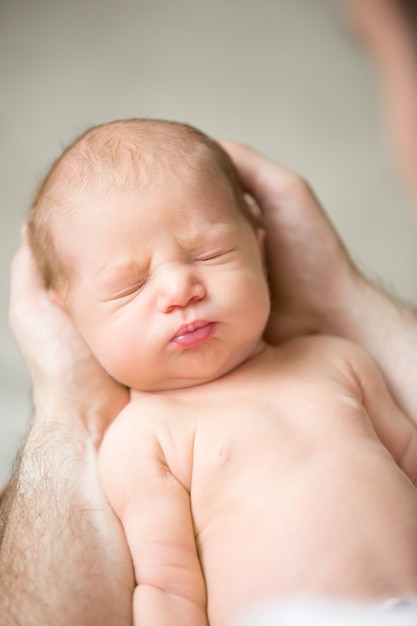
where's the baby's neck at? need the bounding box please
[130,339,271,400]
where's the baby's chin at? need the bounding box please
[129,370,228,395]
[128,340,268,395]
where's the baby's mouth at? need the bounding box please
[171,320,216,348]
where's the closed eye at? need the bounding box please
[195,248,235,263]
[103,279,147,302]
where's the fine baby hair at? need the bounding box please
[27,118,255,290]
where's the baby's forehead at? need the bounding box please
[54,123,222,200]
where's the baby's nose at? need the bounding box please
[156,265,206,313]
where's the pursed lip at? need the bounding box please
[172,319,212,340]
[170,320,216,348]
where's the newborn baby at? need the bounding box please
[28,118,417,626]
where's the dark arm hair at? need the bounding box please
[0,417,134,626]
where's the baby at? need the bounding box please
[28,119,417,626]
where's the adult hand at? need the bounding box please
[223,141,417,424]
[2,228,134,625]
[9,227,129,446]
[222,141,360,344]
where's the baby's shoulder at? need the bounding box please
[271,334,376,380]
[105,391,183,439]
[101,391,195,465]
[276,333,367,358]
[99,399,150,462]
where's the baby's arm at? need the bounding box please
[346,341,417,486]
[98,406,208,626]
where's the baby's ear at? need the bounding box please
[48,288,66,310]
[244,193,262,223]
[256,226,267,266]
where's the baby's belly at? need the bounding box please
[193,442,417,625]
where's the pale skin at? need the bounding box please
[3,139,417,625]
[347,0,417,213]
[41,124,417,625]
[101,336,417,625]
[222,141,417,424]
[1,228,135,626]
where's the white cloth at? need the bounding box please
[234,596,417,626]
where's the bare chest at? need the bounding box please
[162,364,372,491]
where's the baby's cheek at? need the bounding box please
[106,342,159,391]
[246,275,271,327]
[81,323,132,383]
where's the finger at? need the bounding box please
[9,224,49,338]
[221,141,331,229]
[220,141,305,208]
[10,224,44,302]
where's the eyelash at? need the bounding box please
[196,249,233,262]
[114,281,147,299]
[108,249,235,301]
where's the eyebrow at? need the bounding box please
[95,260,148,289]
[180,222,239,247]
[94,223,240,291]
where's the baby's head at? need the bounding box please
[29,119,270,391]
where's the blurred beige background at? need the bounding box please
[2,0,417,484]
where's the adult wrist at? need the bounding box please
[31,381,126,449]
[322,269,398,350]
[313,263,366,341]
[318,267,417,421]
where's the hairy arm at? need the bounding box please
[99,407,208,626]
[0,233,134,625]
[0,419,134,626]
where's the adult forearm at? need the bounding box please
[324,274,417,424]
[0,417,134,626]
